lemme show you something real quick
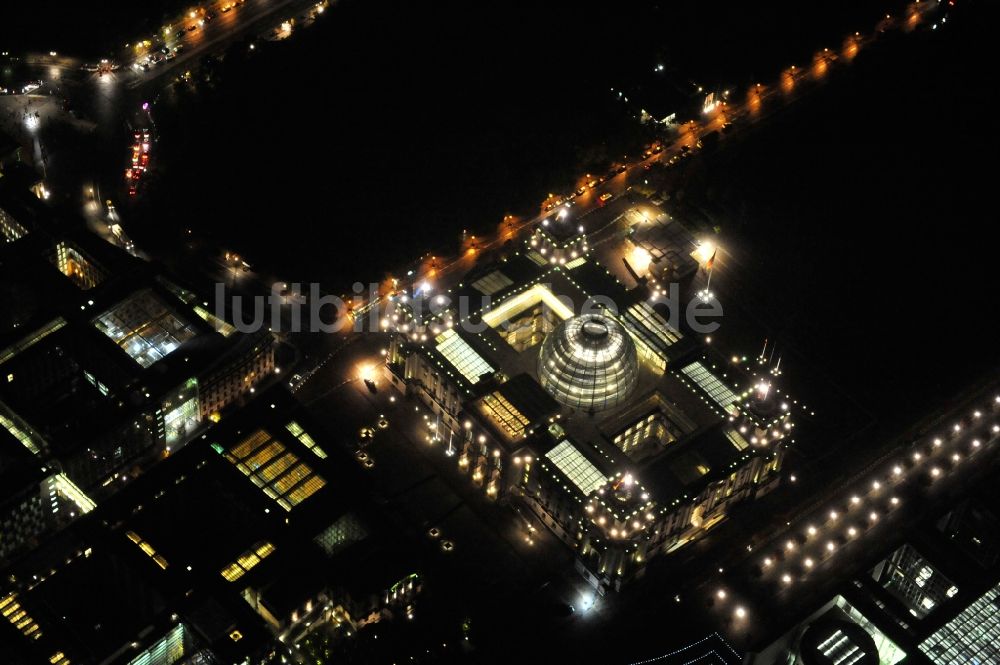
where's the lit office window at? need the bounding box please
[220,542,275,582]
[872,544,957,619]
[919,582,1000,663]
[0,207,28,243]
[0,317,67,366]
[125,531,169,570]
[285,421,328,459]
[0,592,44,640]
[50,241,107,290]
[126,623,190,665]
[314,513,368,557]
[481,392,531,439]
[224,430,326,511]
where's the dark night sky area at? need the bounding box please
[5,0,995,425]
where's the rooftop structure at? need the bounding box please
[0,179,276,546]
[0,387,423,665]
[538,313,639,412]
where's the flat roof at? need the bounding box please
[0,429,45,506]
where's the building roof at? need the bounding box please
[640,424,752,502]
[545,439,609,496]
[0,536,167,665]
[0,429,45,507]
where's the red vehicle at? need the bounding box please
[125,129,152,195]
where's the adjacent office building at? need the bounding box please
[0,181,276,559]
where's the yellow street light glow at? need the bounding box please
[630,246,652,273]
[695,241,716,264]
[358,364,376,383]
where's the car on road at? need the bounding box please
[364,378,378,394]
[599,193,613,202]
[575,187,586,196]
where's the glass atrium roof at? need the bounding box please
[545,440,607,496]
[93,290,196,369]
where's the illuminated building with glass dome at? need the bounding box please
[538,313,639,412]
[384,202,795,590]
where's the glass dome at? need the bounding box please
[537,313,638,412]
